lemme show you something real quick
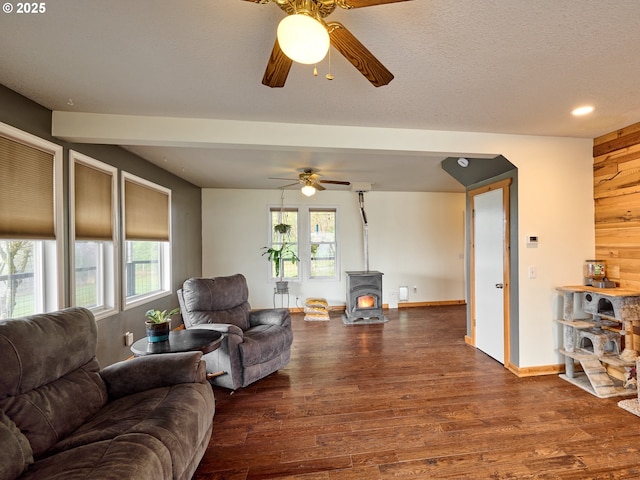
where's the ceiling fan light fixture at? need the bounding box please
[301,184,317,196]
[277,13,330,65]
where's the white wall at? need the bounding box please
[48,112,598,370]
[196,125,594,371]
[506,139,595,368]
[201,189,466,310]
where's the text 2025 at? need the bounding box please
[17,2,46,13]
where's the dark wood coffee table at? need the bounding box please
[130,329,223,356]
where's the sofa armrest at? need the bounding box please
[100,351,207,400]
[249,308,291,328]
[189,323,244,337]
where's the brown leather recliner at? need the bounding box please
[177,273,293,390]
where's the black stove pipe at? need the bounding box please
[358,191,369,272]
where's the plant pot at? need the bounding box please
[145,321,170,343]
[275,281,289,294]
[274,223,292,235]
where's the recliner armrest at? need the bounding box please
[189,323,244,337]
[100,351,207,400]
[249,308,291,328]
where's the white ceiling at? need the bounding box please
[2,0,640,193]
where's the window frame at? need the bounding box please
[266,205,340,283]
[121,171,172,309]
[308,207,338,280]
[0,121,64,319]
[267,206,300,282]
[69,150,119,319]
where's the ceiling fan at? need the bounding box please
[270,168,351,196]
[244,0,412,88]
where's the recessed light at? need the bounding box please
[571,105,594,116]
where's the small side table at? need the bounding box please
[131,329,223,356]
[273,286,290,309]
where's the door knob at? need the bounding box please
[495,283,504,289]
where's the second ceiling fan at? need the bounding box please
[244,0,412,88]
[271,169,351,196]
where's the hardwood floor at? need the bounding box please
[193,305,640,479]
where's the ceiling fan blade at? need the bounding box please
[327,22,394,87]
[269,177,299,181]
[320,179,351,185]
[313,183,326,191]
[278,182,301,189]
[338,0,412,8]
[262,38,293,88]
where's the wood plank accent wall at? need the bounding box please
[593,120,640,290]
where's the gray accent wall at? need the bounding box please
[0,84,202,366]
[442,155,520,367]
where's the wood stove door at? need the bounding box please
[472,186,506,364]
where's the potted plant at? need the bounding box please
[263,190,299,292]
[144,307,180,343]
[262,242,299,292]
[274,223,291,235]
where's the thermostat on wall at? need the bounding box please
[527,235,539,247]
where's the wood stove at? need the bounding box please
[345,271,383,321]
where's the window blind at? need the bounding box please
[124,177,170,241]
[74,162,113,241]
[0,134,55,239]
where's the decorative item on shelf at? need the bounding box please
[144,307,180,343]
[583,259,616,288]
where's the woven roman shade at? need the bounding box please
[0,135,55,239]
[124,177,170,241]
[74,162,114,241]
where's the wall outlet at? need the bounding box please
[124,331,134,346]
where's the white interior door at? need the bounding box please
[473,188,505,363]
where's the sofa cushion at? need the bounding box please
[0,410,33,480]
[19,434,172,480]
[239,324,293,367]
[0,308,99,398]
[182,275,251,330]
[50,382,215,479]
[0,358,107,459]
[0,308,108,458]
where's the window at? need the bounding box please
[269,207,299,280]
[266,206,339,282]
[0,122,63,320]
[309,209,337,278]
[122,172,171,307]
[70,151,118,318]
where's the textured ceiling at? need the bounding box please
[1,0,639,192]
